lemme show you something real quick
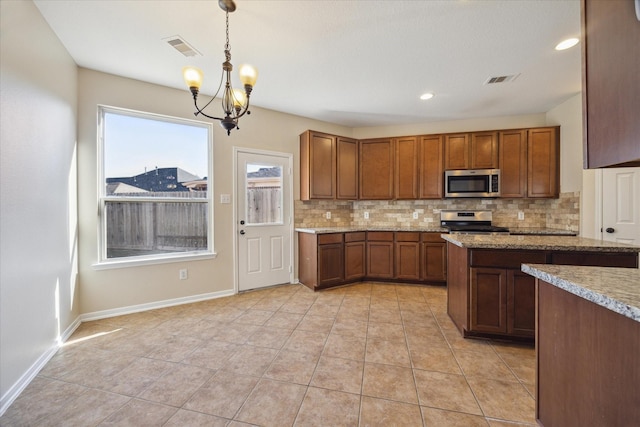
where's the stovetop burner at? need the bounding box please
[440,210,509,234]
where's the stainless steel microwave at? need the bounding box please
[444,169,500,198]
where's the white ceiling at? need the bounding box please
[33,0,582,128]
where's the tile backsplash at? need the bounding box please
[295,192,580,232]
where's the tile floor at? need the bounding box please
[1,282,536,426]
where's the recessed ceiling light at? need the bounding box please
[555,38,579,51]
[420,92,434,100]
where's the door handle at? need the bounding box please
[240,220,245,225]
[605,227,615,233]
[240,230,245,235]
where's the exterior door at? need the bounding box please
[601,167,640,245]
[236,149,293,291]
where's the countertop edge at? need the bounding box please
[521,264,640,323]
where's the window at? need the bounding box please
[97,106,213,266]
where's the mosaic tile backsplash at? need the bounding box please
[295,192,580,232]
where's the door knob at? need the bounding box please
[240,220,245,225]
[605,227,615,233]
[240,230,245,235]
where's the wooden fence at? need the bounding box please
[246,187,282,224]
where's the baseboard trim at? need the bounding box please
[0,316,81,417]
[80,289,235,322]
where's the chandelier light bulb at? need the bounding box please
[239,64,258,87]
[182,66,203,91]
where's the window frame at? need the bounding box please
[94,105,215,269]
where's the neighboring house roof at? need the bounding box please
[106,167,202,192]
[106,182,148,194]
[247,167,281,178]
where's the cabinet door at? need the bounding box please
[419,135,444,199]
[507,270,535,337]
[395,241,420,280]
[336,137,358,200]
[345,241,365,281]
[421,242,447,281]
[470,132,499,169]
[394,136,419,199]
[360,139,394,199]
[528,127,559,198]
[300,131,335,200]
[318,243,344,286]
[470,267,507,334]
[444,134,470,170]
[366,241,394,278]
[499,129,527,198]
[582,0,640,168]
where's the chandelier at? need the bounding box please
[182,0,258,135]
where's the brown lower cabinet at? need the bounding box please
[298,231,447,290]
[448,245,638,340]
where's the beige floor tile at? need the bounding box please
[181,340,241,370]
[311,355,364,394]
[331,317,369,338]
[336,304,370,320]
[137,364,214,406]
[60,352,137,388]
[264,311,303,330]
[264,349,319,385]
[294,387,360,427]
[39,389,132,427]
[366,321,406,342]
[284,329,329,356]
[414,369,483,415]
[306,302,341,317]
[207,322,260,344]
[220,345,279,376]
[323,333,366,361]
[486,419,537,426]
[245,326,292,349]
[234,309,275,325]
[453,349,517,381]
[362,362,418,404]
[146,335,203,363]
[235,378,307,427]
[467,377,536,424]
[164,409,229,427]
[183,371,259,418]
[409,343,462,374]
[359,396,423,427]
[368,307,403,324]
[296,314,336,334]
[99,357,174,395]
[96,398,177,426]
[365,338,411,367]
[421,406,489,426]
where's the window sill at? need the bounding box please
[92,251,217,270]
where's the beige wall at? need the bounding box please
[0,0,80,409]
[77,69,351,315]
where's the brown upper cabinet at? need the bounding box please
[394,136,419,199]
[528,127,559,198]
[300,130,358,200]
[499,129,528,198]
[419,135,444,199]
[444,132,498,170]
[582,0,640,168]
[359,138,395,200]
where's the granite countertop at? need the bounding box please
[508,227,576,236]
[441,234,640,253]
[522,264,640,322]
[295,226,447,234]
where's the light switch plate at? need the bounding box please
[220,194,231,204]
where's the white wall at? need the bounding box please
[0,0,79,412]
[77,69,352,315]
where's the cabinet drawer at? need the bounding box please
[471,250,547,268]
[318,233,343,244]
[396,232,420,242]
[551,252,638,268]
[344,232,366,242]
[367,231,394,241]
[422,232,445,243]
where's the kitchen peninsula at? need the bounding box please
[442,234,639,340]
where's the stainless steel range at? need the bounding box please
[440,210,509,235]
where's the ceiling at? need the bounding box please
[33,0,582,128]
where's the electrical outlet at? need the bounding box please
[412,211,419,220]
[325,211,331,219]
[179,269,188,280]
[518,211,525,221]
[364,212,369,220]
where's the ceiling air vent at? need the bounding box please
[484,74,520,85]
[164,36,201,57]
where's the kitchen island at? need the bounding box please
[522,264,639,427]
[442,234,639,340]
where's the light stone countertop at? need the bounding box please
[508,227,576,236]
[522,264,640,322]
[441,234,640,253]
[295,227,447,234]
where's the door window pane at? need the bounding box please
[245,163,282,225]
